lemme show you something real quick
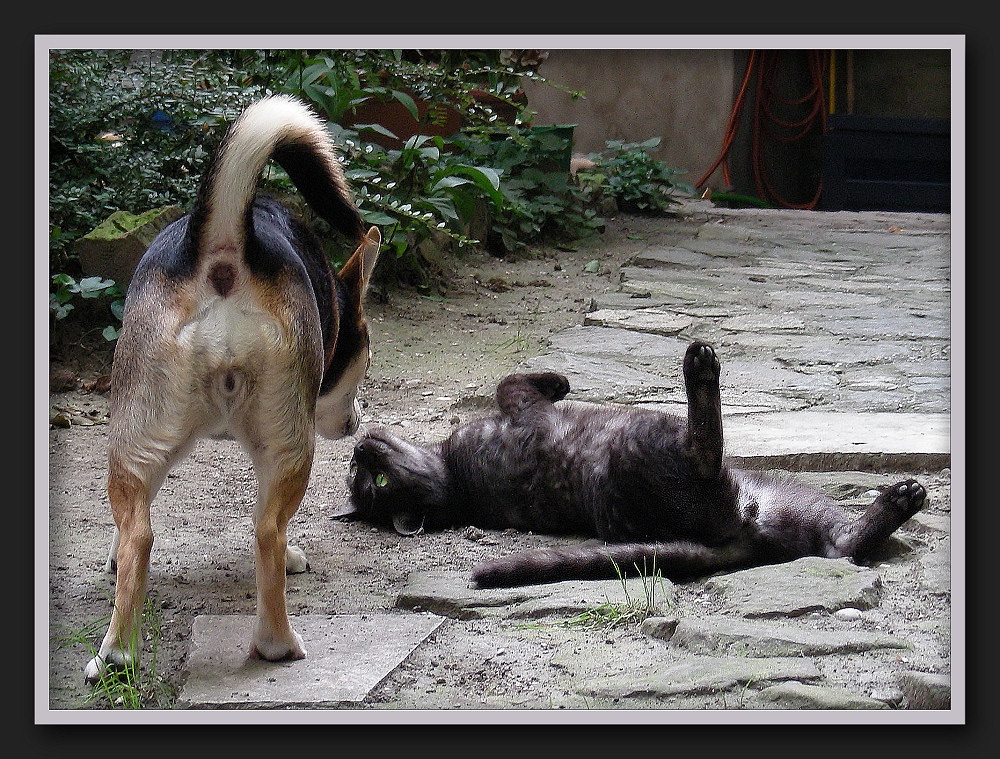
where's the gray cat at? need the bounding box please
[341,340,926,587]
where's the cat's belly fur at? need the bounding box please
[442,405,746,544]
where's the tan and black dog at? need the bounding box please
[84,95,381,683]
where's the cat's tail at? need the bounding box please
[471,540,756,588]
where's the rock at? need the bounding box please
[757,681,890,709]
[395,569,675,621]
[702,556,885,618]
[580,656,822,698]
[658,615,911,656]
[900,670,951,709]
[75,205,184,287]
[833,607,864,622]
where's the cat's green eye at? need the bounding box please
[374,472,389,488]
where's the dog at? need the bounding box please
[83,95,381,684]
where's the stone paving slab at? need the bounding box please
[176,613,443,709]
[395,569,671,620]
[653,615,912,656]
[755,682,890,710]
[579,656,823,699]
[701,557,884,618]
[722,411,950,472]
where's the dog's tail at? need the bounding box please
[188,94,364,259]
[471,540,757,588]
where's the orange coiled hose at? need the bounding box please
[697,50,829,210]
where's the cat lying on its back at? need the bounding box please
[340,340,926,587]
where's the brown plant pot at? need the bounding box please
[340,96,462,151]
[339,88,527,150]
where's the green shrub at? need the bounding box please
[579,138,696,214]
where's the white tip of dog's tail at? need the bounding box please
[198,95,357,256]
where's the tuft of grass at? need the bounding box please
[495,329,532,354]
[520,550,671,632]
[719,678,757,709]
[52,596,175,709]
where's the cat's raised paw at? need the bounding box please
[684,341,721,386]
[878,479,927,519]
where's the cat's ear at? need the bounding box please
[332,502,360,521]
[392,509,426,536]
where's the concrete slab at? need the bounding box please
[722,411,950,471]
[395,570,674,620]
[176,613,444,709]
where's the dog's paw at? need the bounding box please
[251,628,306,662]
[285,544,309,574]
[83,656,105,685]
[84,647,132,685]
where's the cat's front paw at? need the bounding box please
[684,341,721,388]
[877,479,927,520]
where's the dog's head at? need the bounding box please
[315,226,381,439]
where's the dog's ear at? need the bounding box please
[339,226,381,300]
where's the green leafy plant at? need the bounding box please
[331,130,503,289]
[578,137,696,214]
[268,50,600,264]
[451,127,604,255]
[48,50,268,274]
[49,273,124,340]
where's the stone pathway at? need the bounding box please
[178,204,957,715]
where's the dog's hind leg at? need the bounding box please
[248,460,311,661]
[244,412,315,662]
[84,461,157,683]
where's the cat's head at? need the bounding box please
[338,428,449,535]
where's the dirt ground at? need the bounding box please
[45,213,952,716]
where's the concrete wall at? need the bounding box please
[520,48,951,204]
[521,49,736,190]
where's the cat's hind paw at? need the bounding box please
[848,478,927,561]
[877,479,927,520]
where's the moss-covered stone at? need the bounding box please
[75,205,184,287]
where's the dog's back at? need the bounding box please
[86,96,381,683]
